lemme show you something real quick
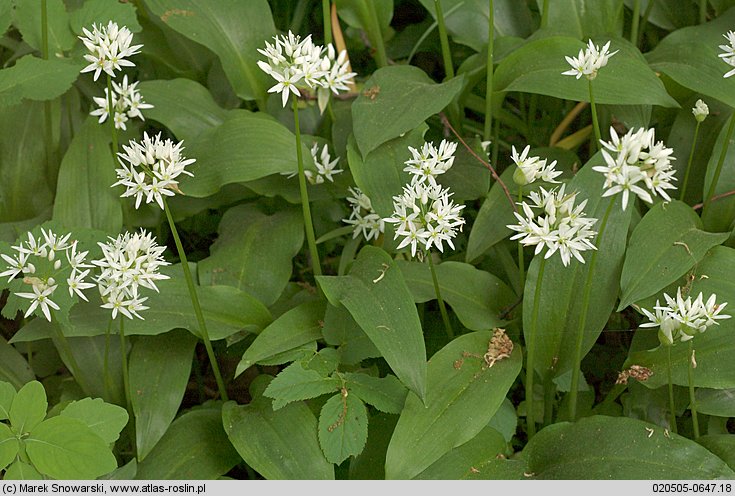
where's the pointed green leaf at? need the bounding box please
[69,0,142,34]
[385,331,522,480]
[0,423,18,471]
[318,392,368,465]
[321,303,381,365]
[0,337,33,390]
[136,406,239,480]
[222,378,334,480]
[0,55,80,108]
[698,435,735,471]
[26,416,117,480]
[0,381,15,420]
[263,362,340,410]
[318,246,427,401]
[14,0,75,53]
[619,201,728,310]
[9,381,46,435]
[3,460,43,480]
[60,398,129,444]
[344,373,407,414]
[523,416,735,479]
[352,65,465,157]
[143,0,274,103]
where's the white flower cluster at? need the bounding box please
[640,288,730,345]
[343,187,385,242]
[257,31,356,111]
[692,99,709,122]
[90,75,153,130]
[0,229,94,321]
[79,21,142,81]
[562,40,617,80]
[113,132,195,210]
[385,141,465,257]
[718,31,735,78]
[283,144,343,184]
[593,127,676,210]
[511,145,562,185]
[93,230,169,320]
[507,185,597,267]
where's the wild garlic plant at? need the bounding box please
[343,187,385,242]
[681,100,709,200]
[282,143,343,185]
[90,74,153,131]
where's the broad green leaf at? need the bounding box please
[627,246,735,389]
[698,435,735,471]
[11,264,272,342]
[321,303,381,365]
[9,381,47,435]
[129,330,197,461]
[523,158,633,380]
[0,423,18,471]
[494,37,678,107]
[534,0,623,38]
[624,0,697,30]
[101,459,137,480]
[222,377,334,480]
[235,300,325,376]
[0,0,11,35]
[69,0,142,34]
[523,416,735,479]
[647,8,735,110]
[335,0,393,43]
[0,55,80,108]
[3,460,43,480]
[702,111,735,232]
[263,362,340,410]
[60,398,129,444]
[14,0,75,53]
[318,392,368,465]
[0,337,33,390]
[344,373,407,414]
[352,65,465,157]
[199,205,303,306]
[348,413,398,480]
[52,116,123,233]
[144,0,274,103]
[138,79,228,143]
[178,111,314,198]
[0,381,15,420]
[318,246,427,401]
[397,260,515,331]
[26,416,117,480]
[414,426,507,480]
[618,201,728,310]
[695,388,735,417]
[57,335,125,405]
[136,406,239,480]
[385,331,522,480]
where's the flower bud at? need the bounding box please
[692,99,709,123]
[53,260,61,270]
[513,166,530,186]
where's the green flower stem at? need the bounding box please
[322,0,332,45]
[667,345,678,434]
[435,0,455,79]
[103,318,115,402]
[526,256,547,439]
[292,96,322,278]
[588,79,601,152]
[638,0,655,47]
[630,0,640,45]
[702,112,735,216]
[50,315,91,395]
[568,196,616,421]
[427,253,454,340]
[680,121,701,201]
[360,1,387,67]
[541,0,550,28]
[163,198,229,401]
[688,341,700,440]
[119,318,132,415]
[517,187,525,290]
[41,0,54,177]
[483,0,494,142]
[543,373,554,426]
[700,0,707,24]
[106,74,119,159]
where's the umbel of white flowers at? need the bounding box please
[343,187,385,242]
[0,229,94,321]
[640,288,730,346]
[510,145,562,186]
[384,140,465,258]
[507,184,598,267]
[257,31,356,112]
[593,127,676,210]
[79,21,142,81]
[692,99,709,122]
[282,143,343,185]
[562,40,617,80]
[113,132,195,210]
[90,75,153,131]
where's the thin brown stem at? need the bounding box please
[693,189,735,210]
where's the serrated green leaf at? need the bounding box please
[318,246,427,401]
[60,398,128,444]
[136,406,239,480]
[0,423,18,471]
[318,393,368,465]
[9,381,47,435]
[3,460,43,480]
[352,66,465,157]
[26,416,117,480]
[385,331,522,480]
[69,0,142,34]
[302,348,340,377]
[143,0,274,103]
[0,337,33,390]
[618,201,729,311]
[415,426,507,480]
[523,416,735,479]
[0,55,80,108]
[0,381,15,420]
[263,362,340,410]
[344,373,407,414]
[14,0,75,53]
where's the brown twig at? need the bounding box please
[549,101,588,146]
[439,113,517,212]
[693,189,735,210]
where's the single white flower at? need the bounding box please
[16,284,60,322]
[79,21,142,80]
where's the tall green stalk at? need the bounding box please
[688,341,700,439]
[630,0,641,45]
[51,315,91,395]
[526,257,547,439]
[292,96,322,278]
[435,0,455,79]
[106,74,119,159]
[517,187,525,290]
[680,120,702,201]
[540,0,550,28]
[667,345,678,434]
[588,79,601,152]
[483,0,494,142]
[568,196,616,420]
[322,0,332,45]
[428,254,454,340]
[41,0,54,177]
[361,1,387,67]
[119,318,132,416]
[702,112,735,216]
[163,199,229,401]
[699,0,707,24]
